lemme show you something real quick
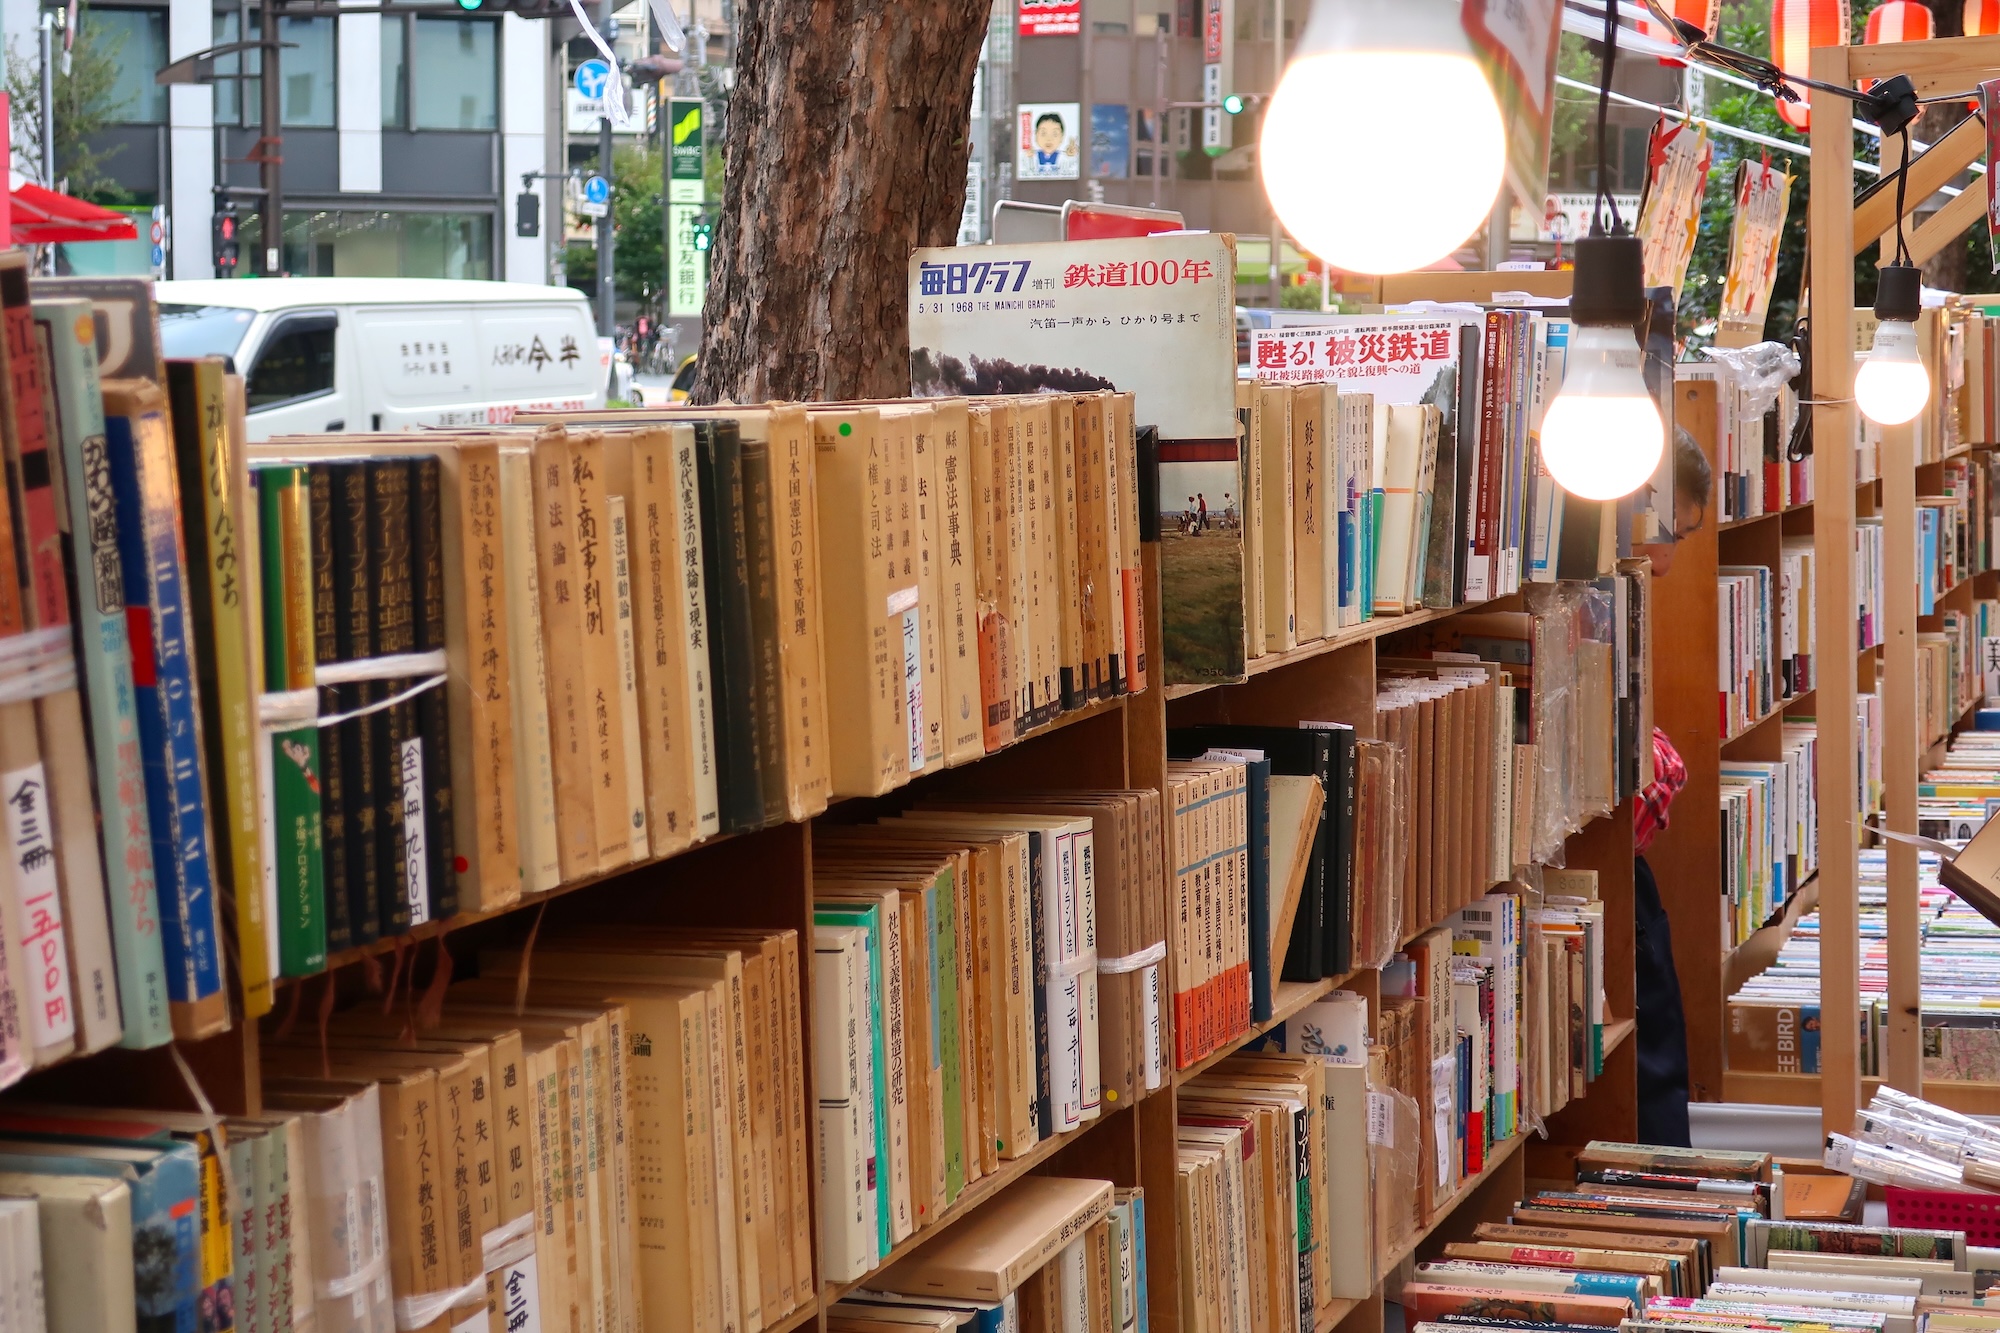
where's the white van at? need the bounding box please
[156,277,607,439]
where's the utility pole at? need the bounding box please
[258,9,283,274]
[596,0,616,338]
[38,12,53,184]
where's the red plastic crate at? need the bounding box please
[1885,1185,2000,1244]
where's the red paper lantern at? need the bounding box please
[1770,0,1852,130]
[1865,0,1935,42]
[1968,0,2000,35]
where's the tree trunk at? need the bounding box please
[692,1,991,403]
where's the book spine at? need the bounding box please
[440,444,520,911]
[329,460,382,945]
[627,431,695,854]
[306,465,352,957]
[259,464,325,977]
[671,427,722,838]
[566,434,634,869]
[498,448,562,892]
[972,407,1016,749]
[770,407,832,816]
[695,423,764,833]
[36,300,169,1048]
[409,455,459,919]
[608,494,650,862]
[1465,314,1500,602]
[368,458,417,934]
[103,394,227,1038]
[738,437,788,826]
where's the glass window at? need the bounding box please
[212,12,240,123]
[89,9,167,124]
[412,18,495,130]
[160,305,256,361]
[279,16,336,127]
[382,16,407,128]
[246,318,335,409]
[271,209,494,280]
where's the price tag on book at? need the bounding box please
[1367,1091,1394,1147]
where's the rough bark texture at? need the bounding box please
[692,1,991,404]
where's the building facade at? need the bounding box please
[4,0,563,283]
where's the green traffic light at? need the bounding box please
[456,0,482,11]
[1222,93,1245,115]
[691,222,712,252]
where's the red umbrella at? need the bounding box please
[9,179,138,245]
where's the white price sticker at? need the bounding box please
[1367,1091,1394,1147]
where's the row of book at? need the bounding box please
[1390,1135,2000,1331]
[1720,563,1777,737]
[1919,600,1999,746]
[1680,361,1810,524]
[1719,723,1821,948]
[809,797,1168,1281]
[1169,303,1674,684]
[1919,456,2000,614]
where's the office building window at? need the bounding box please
[382,16,407,127]
[276,209,494,280]
[209,13,335,127]
[90,9,167,124]
[412,18,495,130]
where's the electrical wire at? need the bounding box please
[1594,0,1622,236]
[1894,127,1914,266]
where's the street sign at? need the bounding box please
[668,98,703,205]
[573,58,611,100]
[579,173,610,219]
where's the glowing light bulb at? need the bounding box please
[1541,324,1665,501]
[1258,0,1505,276]
[1854,319,1930,426]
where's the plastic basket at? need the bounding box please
[1884,1185,2000,1244]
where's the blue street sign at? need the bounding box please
[582,175,611,207]
[574,58,611,99]
[150,244,164,267]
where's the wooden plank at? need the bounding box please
[1846,31,2000,94]
[1906,184,1988,268]
[1881,414,1923,1094]
[1810,46,1864,1136]
[1852,114,1983,254]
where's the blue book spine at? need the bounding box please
[1569,1272,1646,1304]
[34,300,172,1049]
[1244,757,1272,1022]
[104,407,223,1011]
[1336,512,1355,619]
[1131,1192,1149,1333]
[815,901,891,1257]
[1362,490,1382,619]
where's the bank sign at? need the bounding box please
[669,98,706,316]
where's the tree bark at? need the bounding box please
[692,1,991,403]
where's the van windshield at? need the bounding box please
[160,304,256,362]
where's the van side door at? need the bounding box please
[241,307,350,439]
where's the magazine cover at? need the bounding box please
[907,232,1242,683]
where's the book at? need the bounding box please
[101,379,229,1040]
[877,1176,1114,1301]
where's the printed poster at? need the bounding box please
[1720,157,1794,329]
[1091,104,1131,179]
[1019,0,1080,36]
[907,233,1240,683]
[1636,117,1713,299]
[1018,102,1081,180]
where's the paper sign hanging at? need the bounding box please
[1462,0,1564,207]
[1636,116,1713,299]
[1720,156,1794,329]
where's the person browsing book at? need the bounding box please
[1627,426,1711,1147]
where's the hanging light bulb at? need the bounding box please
[1539,233,1666,502]
[1258,0,1505,275]
[1855,261,1930,425]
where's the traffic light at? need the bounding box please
[691,218,713,252]
[214,203,239,277]
[1221,93,1245,115]
[516,189,540,238]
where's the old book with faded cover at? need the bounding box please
[325,459,383,947]
[1291,384,1331,643]
[407,455,459,919]
[565,430,637,865]
[304,466,353,957]
[812,408,914,797]
[529,426,602,881]
[1107,393,1144,695]
[499,447,563,893]
[1257,382,1296,653]
[927,400,984,765]
[624,426,699,854]
[365,457,418,936]
[608,493,651,861]
[1051,399,1086,708]
[1016,398,1055,728]
[886,405,945,773]
[36,298,170,1048]
[694,420,766,832]
[969,403,1017,749]
[737,431,790,824]
[877,1176,1114,1301]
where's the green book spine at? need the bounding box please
[934,870,965,1203]
[816,901,891,1257]
[257,465,325,976]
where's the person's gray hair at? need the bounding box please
[1675,426,1712,509]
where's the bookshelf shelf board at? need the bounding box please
[768,1297,821,1333]
[1723,693,1807,747]
[1720,1069,2000,1116]
[1602,1017,1636,1060]
[1380,1130,1529,1274]
[1171,976,1345,1086]
[1718,510,1782,532]
[819,1103,1123,1305]
[1315,1296,1363,1332]
[1011,692,1130,748]
[1161,605,1465,700]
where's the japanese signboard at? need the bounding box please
[1203,0,1230,154]
[1248,319,1464,390]
[1019,0,1080,36]
[1462,0,1564,206]
[1635,117,1713,300]
[669,202,706,318]
[669,98,704,205]
[1018,102,1081,180]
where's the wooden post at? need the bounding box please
[1881,409,1922,1094]
[1809,44,1864,1134]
